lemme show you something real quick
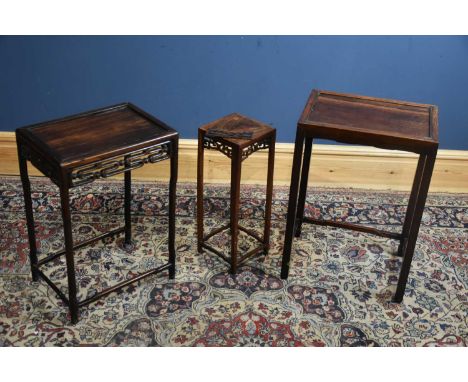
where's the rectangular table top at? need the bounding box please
[16,103,177,168]
[299,90,438,152]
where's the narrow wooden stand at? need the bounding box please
[197,113,276,274]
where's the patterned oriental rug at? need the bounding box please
[0,176,466,347]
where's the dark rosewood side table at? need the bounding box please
[16,103,178,323]
[281,90,438,303]
[197,113,276,274]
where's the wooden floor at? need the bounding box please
[1,133,467,192]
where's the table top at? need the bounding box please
[199,113,275,149]
[16,103,178,167]
[299,90,438,151]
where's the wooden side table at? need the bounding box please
[281,90,438,303]
[197,113,276,274]
[16,103,179,323]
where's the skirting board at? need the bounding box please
[1,132,467,192]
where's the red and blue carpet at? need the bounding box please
[0,177,466,346]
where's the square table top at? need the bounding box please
[299,90,438,152]
[199,113,275,149]
[16,103,178,168]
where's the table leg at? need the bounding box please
[281,128,305,279]
[230,146,242,274]
[197,130,204,253]
[168,138,178,279]
[393,150,436,303]
[295,137,313,237]
[396,153,426,257]
[59,185,79,324]
[17,145,39,281]
[263,133,276,255]
[124,170,132,248]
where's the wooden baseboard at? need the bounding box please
[1,132,467,192]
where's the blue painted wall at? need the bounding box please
[1,36,467,149]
